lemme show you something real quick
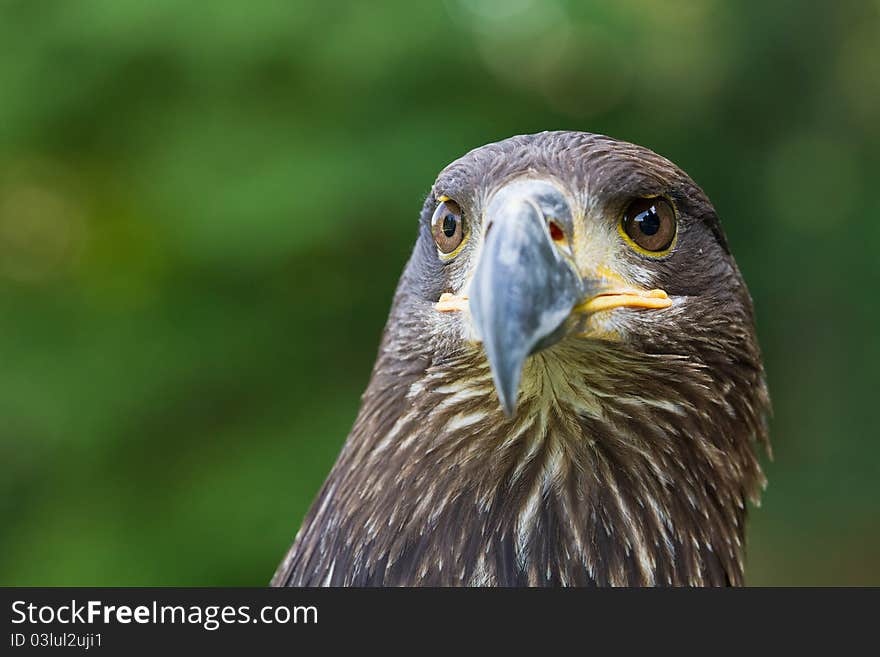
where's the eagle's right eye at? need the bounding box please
[431,199,465,256]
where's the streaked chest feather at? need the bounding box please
[274,344,765,587]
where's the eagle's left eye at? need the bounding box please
[620,197,677,254]
[431,200,465,256]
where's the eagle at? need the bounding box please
[272,131,770,587]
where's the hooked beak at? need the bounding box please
[439,179,672,416]
[468,180,582,415]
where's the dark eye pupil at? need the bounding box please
[637,208,660,235]
[442,214,458,237]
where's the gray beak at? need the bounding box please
[469,179,584,415]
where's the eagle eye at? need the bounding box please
[620,197,677,254]
[431,199,465,256]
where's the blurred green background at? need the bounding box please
[1,0,878,586]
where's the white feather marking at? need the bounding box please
[445,410,486,431]
[321,560,336,587]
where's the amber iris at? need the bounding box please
[622,198,676,253]
[431,200,464,254]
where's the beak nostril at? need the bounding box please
[548,221,565,242]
